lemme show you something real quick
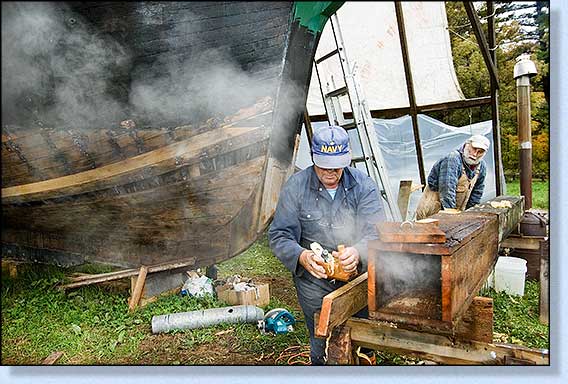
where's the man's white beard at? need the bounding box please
[463,146,482,165]
[464,156,480,165]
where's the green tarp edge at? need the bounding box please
[293,2,345,34]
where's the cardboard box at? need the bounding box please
[216,283,270,307]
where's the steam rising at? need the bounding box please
[1,2,284,131]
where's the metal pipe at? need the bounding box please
[513,54,537,210]
[151,305,264,334]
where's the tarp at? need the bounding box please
[306,1,464,115]
[296,116,506,219]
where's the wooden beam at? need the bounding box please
[487,0,504,196]
[315,272,368,338]
[346,317,549,365]
[416,96,492,113]
[128,266,148,311]
[59,257,196,290]
[500,235,542,250]
[463,1,500,87]
[308,97,492,122]
[394,1,426,187]
[454,296,493,343]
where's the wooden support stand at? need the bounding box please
[317,198,548,365]
[59,257,197,311]
[317,275,549,365]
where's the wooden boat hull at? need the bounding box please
[1,2,337,268]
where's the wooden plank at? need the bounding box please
[346,317,549,365]
[128,266,148,311]
[500,235,542,250]
[316,272,368,338]
[42,351,64,365]
[326,325,353,365]
[59,258,196,290]
[376,222,446,244]
[397,180,412,221]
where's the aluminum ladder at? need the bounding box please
[313,13,402,221]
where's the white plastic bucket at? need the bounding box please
[494,256,527,296]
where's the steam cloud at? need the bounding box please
[2,3,284,131]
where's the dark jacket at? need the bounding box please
[427,146,487,209]
[268,166,385,288]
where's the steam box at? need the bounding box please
[368,212,499,330]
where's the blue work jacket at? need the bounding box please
[427,146,487,209]
[268,166,385,287]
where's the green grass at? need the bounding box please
[1,234,548,365]
[482,280,549,350]
[1,238,308,365]
[505,180,549,210]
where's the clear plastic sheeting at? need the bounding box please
[295,115,505,220]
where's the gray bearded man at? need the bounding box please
[415,134,490,220]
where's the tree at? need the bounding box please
[442,1,549,180]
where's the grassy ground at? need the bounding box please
[1,231,549,365]
[505,180,549,210]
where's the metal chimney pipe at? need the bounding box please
[513,54,537,210]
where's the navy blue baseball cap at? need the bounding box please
[311,125,351,169]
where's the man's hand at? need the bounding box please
[299,249,328,279]
[333,246,359,274]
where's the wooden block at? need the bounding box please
[376,221,446,244]
[454,296,493,343]
[326,325,353,365]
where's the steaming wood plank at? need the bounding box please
[315,272,368,338]
[128,266,148,311]
[376,222,446,243]
[326,325,354,365]
[346,317,548,365]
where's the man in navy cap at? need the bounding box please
[268,125,385,365]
